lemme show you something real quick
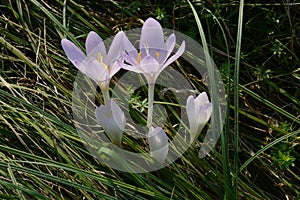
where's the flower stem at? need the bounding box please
[98,81,110,105]
[102,87,110,105]
[147,83,155,128]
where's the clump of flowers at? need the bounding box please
[62,31,126,103]
[62,18,211,163]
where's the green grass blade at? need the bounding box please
[239,129,300,173]
[233,0,244,198]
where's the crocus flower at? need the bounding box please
[148,126,169,163]
[186,92,212,144]
[120,17,185,84]
[61,31,125,89]
[95,99,126,146]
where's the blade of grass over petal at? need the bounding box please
[204,7,233,199]
[187,0,230,198]
[186,0,223,157]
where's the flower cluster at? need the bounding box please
[62,18,212,163]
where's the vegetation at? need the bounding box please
[0,0,299,199]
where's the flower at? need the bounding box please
[186,92,212,144]
[61,31,125,88]
[148,126,169,163]
[120,18,185,84]
[95,99,126,146]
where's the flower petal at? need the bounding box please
[151,34,176,64]
[120,54,143,73]
[195,92,210,108]
[195,102,212,136]
[140,55,160,74]
[163,41,185,68]
[61,39,85,68]
[122,34,138,57]
[110,99,126,131]
[147,47,166,64]
[140,55,160,83]
[200,103,212,124]
[186,93,212,144]
[121,51,139,66]
[140,18,164,51]
[186,95,197,138]
[105,31,126,66]
[95,105,114,132]
[165,34,176,52]
[163,33,176,62]
[186,95,195,119]
[148,126,169,163]
[80,58,109,83]
[85,31,106,61]
[95,103,124,146]
[108,61,121,78]
[116,33,140,72]
[121,65,143,74]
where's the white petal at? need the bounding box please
[148,127,168,163]
[195,92,210,108]
[85,31,106,61]
[80,58,109,83]
[193,106,207,134]
[122,33,138,56]
[163,34,176,62]
[95,104,123,146]
[95,105,107,119]
[121,65,143,73]
[61,39,85,68]
[140,55,160,74]
[202,102,212,124]
[120,54,143,73]
[186,95,197,140]
[110,99,126,131]
[105,31,126,66]
[194,103,211,134]
[163,41,185,68]
[186,95,196,122]
[140,18,164,51]
[108,61,121,78]
[148,47,167,64]
[165,34,176,52]
[95,105,112,129]
[119,36,139,70]
[121,52,139,67]
[187,93,212,144]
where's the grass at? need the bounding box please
[1,0,299,199]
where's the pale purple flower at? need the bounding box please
[120,18,185,83]
[186,92,212,144]
[148,126,169,163]
[95,99,126,146]
[61,31,125,88]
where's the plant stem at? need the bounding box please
[102,87,110,105]
[147,83,155,128]
[98,81,111,105]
